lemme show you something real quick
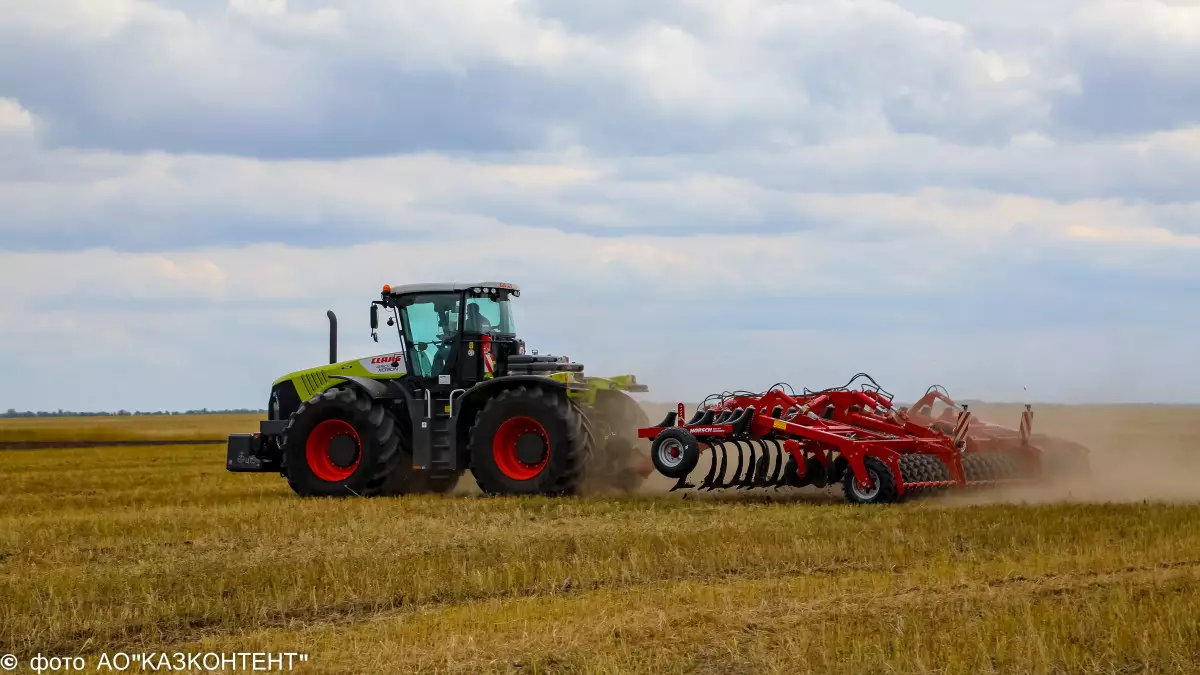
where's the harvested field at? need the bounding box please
[0,414,258,446]
[2,407,1198,673]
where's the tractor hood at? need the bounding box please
[272,352,408,400]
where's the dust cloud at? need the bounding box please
[938,403,1200,505]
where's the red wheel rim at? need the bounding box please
[305,419,361,482]
[492,416,549,481]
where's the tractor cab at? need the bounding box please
[372,282,525,388]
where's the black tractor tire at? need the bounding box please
[594,436,647,492]
[281,386,402,498]
[842,456,899,505]
[468,386,585,496]
[583,391,651,493]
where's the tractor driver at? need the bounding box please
[428,303,493,378]
[463,302,494,334]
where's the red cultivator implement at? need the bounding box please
[637,375,1089,504]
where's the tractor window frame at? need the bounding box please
[395,292,464,379]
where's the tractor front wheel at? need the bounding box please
[281,386,402,497]
[468,386,584,496]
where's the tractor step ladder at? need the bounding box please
[410,389,461,472]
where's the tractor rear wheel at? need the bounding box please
[468,386,584,496]
[583,390,652,493]
[281,386,402,497]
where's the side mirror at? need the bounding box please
[370,304,379,343]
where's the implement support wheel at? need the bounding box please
[650,428,701,479]
[842,456,899,505]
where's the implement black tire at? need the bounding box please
[468,386,584,496]
[281,386,402,497]
[842,456,899,505]
[650,428,701,479]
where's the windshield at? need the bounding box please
[464,294,516,335]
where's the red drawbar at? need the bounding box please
[492,416,549,480]
[305,418,362,482]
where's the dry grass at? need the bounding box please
[1,409,1199,673]
[0,414,259,444]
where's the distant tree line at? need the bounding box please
[2,408,266,418]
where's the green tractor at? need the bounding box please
[226,282,653,497]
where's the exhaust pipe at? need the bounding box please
[327,310,337,364]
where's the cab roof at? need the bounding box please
[382,281,520,296]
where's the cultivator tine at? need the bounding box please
[744,439,768,488]
[753,440,773,488]
[699,441,720,489]
[758,439,777,485]
[740,441,758,489]
[714,441,731,490]
[729,440,746,488]
[707,441,730,490]
[669,475,694,492]
[765,440,784,487]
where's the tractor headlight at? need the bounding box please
[270,392,280,420]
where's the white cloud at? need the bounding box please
[2,228,1196,410]
[228,0,286,17]
[0,98,37,150]
[2,0,1200,408]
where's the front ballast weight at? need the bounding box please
[638,378,1085,504]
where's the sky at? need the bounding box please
[2,0,1198,411]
